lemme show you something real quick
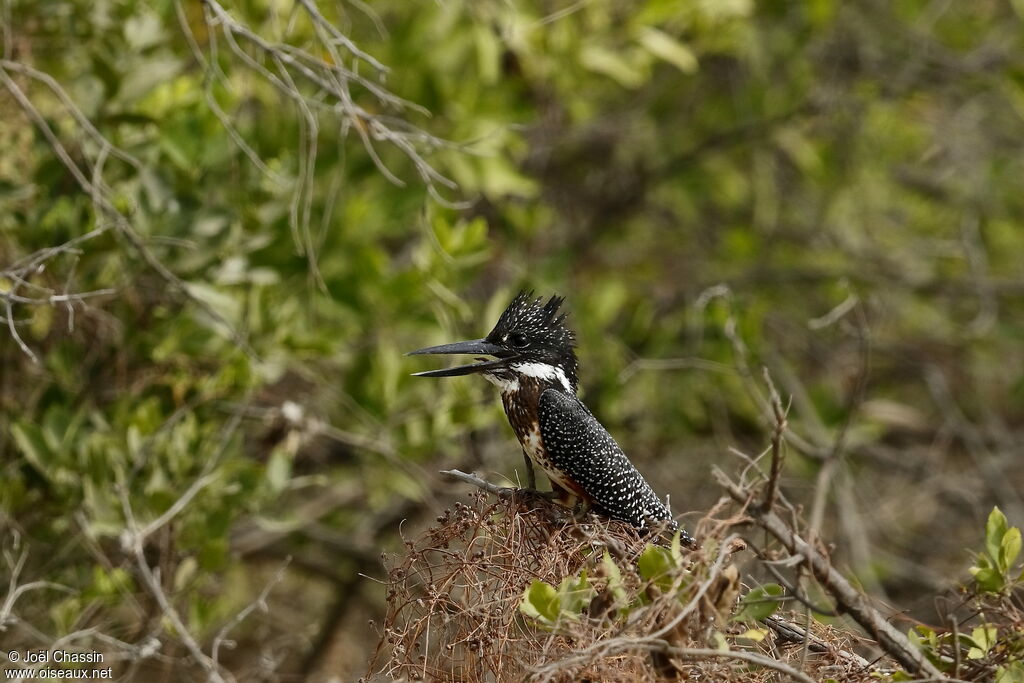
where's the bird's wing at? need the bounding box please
[538,388,676,529]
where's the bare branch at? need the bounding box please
[210,559,291,670]
[714,466,944,677]
[760,367,788,512]
[763,615,870,669]
[638,643,817,683]
[119,488,228,683]
[1,538,75,632]
[439,469,516,498]
[198,0,465,210]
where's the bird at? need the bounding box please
[408,291,695,546]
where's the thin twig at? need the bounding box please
[643,642,817,683]
[210,559,291,669]
[440,469,516,498]
[760,367,787,512]
[119,489,226,683]
[714,467,944,677]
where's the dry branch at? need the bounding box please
[763,615,870,668]
[439,468,517,498]
[714,466,943,678]
[760,367,787,512]
[372,491,873,682]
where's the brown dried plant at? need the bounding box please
[365,491,874,682]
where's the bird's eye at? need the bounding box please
[509,332,529,348]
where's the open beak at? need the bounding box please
[406,338,514,378]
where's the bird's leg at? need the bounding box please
[514,453,559,501]
[522,450,536,490]
[542,481,577,503]
[521,479,567,501]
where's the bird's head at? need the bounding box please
[408,291,579,393]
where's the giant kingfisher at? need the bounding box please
[409,291,694,546]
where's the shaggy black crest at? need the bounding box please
[485,291,579,390]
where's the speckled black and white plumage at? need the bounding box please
[538,387,690,542]
[411,292,694,545]
[488,294,691,541]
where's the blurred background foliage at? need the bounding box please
[1,0,1023,679]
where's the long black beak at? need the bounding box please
[406,338,514,378]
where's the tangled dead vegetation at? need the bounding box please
[365,382,1024,682]
[365,491,877,682]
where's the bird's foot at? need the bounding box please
[514,487,561,500]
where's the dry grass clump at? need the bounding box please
[365,491,873,682]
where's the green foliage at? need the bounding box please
[601,550,628,610]
[732,583,784,623]
[997,661,1024,683]
[971,507,1023,594]
[636,544,679,592]
[905,510,1024,678]
[3,0,1024,677]
[520,580,561,624]
[634,531,690,594]
[519,570,595,627]
[520,533,706,631]
[517,538,782,652]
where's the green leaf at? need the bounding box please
[986,507,1009,562]
[967,625,997,659]
[637,544,678,591]
[1000,527,1021,571]
[738,627,768,642]
[733,583,784,622]
[972,566,1005,594]
[473,25,501,85]
[174,557,198,592]
[11,422,54,480]
[124,11,166,50]
[602,551,627,604]
[995,661,1024,683]
[670,530,684,565]
[91,566,131,598]
[520,580,560,623]
[557,571,594,616]
[265,446,292,494]
[184,281,242,329]
[638,27,698,74]
[579,45,646,88]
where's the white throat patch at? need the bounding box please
[483,373,519,392]
[511,362,573,393]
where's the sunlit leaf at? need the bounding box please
[557,571,595,616]
[579,45,646,88]
[520,580,560,623]
[733,584,783,622]
[986,507,1009,563]
[738,627,767,642]
[638,27,698,74]
[995,661,1024,683]
[637,544,678,591]
[602,551,628,605]
[1000,527,1021,570]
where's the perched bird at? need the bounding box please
[409,291,694,546]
